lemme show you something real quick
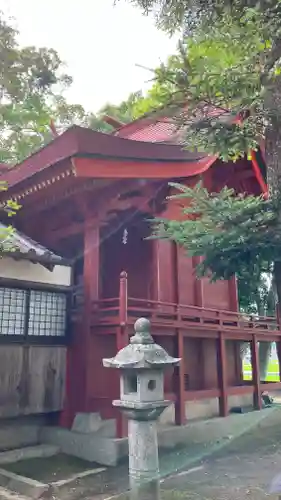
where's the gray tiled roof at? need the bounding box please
[0,223,68,266]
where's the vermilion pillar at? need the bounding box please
[193,256,204,307]
[153,240,176,306]
[173,243,186,425]
[60,217,100,426]
[251,334,262,410]
[83,220,100,411]
[174,330,186,425]
[217,332,228,416]
[116,272,129,438]
[228,275,239,311]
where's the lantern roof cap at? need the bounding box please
[103,318,180,370]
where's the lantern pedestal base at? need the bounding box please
[113,399,170,421]
[128,419,161,500]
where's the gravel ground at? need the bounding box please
[60,408,281,500]
[163,410,281,500]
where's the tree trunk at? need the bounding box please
[258,278,276,380]
[264,65,281,380]
[259,342,271,381]
[256,286,269,380]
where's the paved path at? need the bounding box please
[163,411,281,500]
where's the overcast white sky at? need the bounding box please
[2,0,178,112]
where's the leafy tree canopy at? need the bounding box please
[125,1,281,310]
[128,7,281,163]
[0,14,91,164]
[152,182,281,280]
[88,91,143,133]
[123,0,281,36]
[0,14,141,164]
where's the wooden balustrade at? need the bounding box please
[71,275,280,337]
[86,298,280,337]
[70,273,281,436]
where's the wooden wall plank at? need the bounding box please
[0,345,66,418]
[177,247,195,305]
[153,240,176,304]
[28,346,66,414]
[0,346,23,418]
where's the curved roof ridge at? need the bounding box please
[3,125,211,189]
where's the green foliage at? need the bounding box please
[123,0,281,36]
[123,0,281,164]
[0,180,20,253]
[152,182,281,284]
[129,8,275,161]
[120,0,209,33]
[238,272,275,315]
[88,91,143,132]
[0,14,91,164]
[0,14,144,163]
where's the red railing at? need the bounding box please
[71,273,281,336]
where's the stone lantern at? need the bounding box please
[103,317,180,500]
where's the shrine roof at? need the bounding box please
[3,125,212,190]
[0,223,69,266]
[114,114,177,142]
[114,106,231,143]
[114,111,267,196]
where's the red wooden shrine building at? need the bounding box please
[1,118,280,437]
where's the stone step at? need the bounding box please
[41,425,121,466]
[98,418,116,438]
[0,426,40,452]
[72,413,101,433]
[72,413,116,437]
[0,444,59,465]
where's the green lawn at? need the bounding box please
[243,359,280,381]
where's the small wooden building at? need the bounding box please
[0,122,279,436]
[0,224,71,418]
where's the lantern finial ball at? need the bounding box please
[131,318,153,345]
[134,317,151,334]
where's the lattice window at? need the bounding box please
[28,290,67,337]
[0,287,26,336]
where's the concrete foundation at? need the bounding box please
[0,469,50,499]
[40,426,127,466]
[0,445,59,465]
[0,394,256,456]
[0,462,105,499]
[0,425,40,452]
[0,414,55,452]
[40,404,277,466]
[159,394,253,425]
[0,394,273,470]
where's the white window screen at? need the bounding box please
[0,288,26,335]
[28,290,67,337]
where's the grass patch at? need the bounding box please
[2,453,99,482]
[243,360,280,381]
